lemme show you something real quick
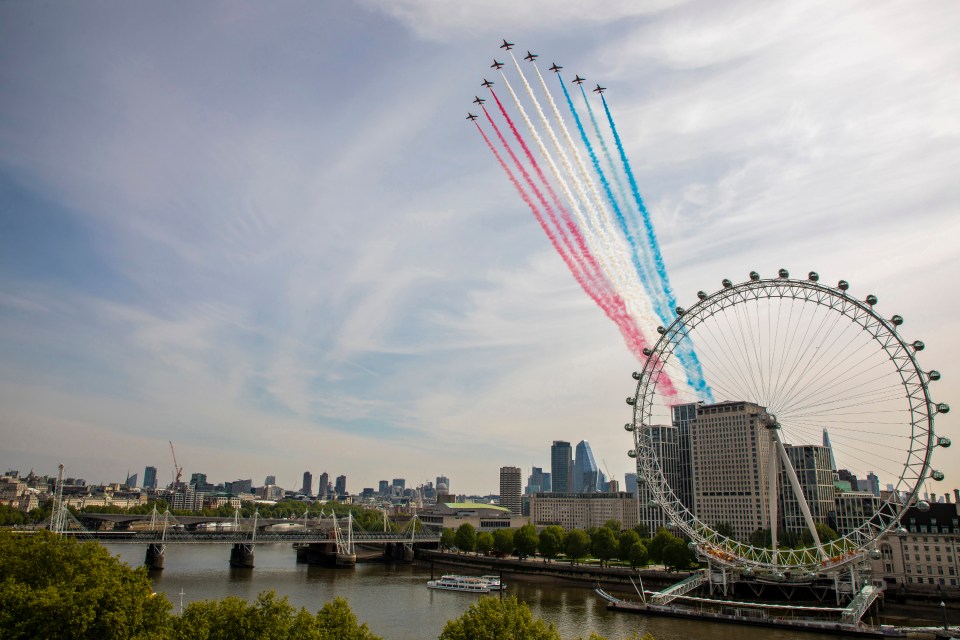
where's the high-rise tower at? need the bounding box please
[574,440,600,492]
[550,441,573,493]
[499,466,522,514]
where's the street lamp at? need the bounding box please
[941,600,948,631]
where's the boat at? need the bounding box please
[427,574,494,593]
[480,575,507,591]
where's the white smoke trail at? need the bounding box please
[527,62,660,333]
[497,70,622,291]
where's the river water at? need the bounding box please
[105,543,927,640]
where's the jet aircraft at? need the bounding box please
[491,59,504,70]
[500,39,514,50]
[549,63,563,73]
[572,75,586,85]
[481,79,494,88]
[524,50,538,62]
[473,96,486,105]
[593,84,606,94]
[466,113,478,121]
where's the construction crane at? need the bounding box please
[169,441,183,488]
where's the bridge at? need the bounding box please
[47,506,441,570]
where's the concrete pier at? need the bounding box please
[144,543,165,570]
[229,543,255,568]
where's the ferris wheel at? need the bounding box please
[626,270,950,575]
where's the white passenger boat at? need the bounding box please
[426,574,495,593]
[480,575,506,591]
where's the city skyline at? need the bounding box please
[1,2,957,495]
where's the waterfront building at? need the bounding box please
[499,466,522,514]
[551,441,573,493]
[779,444,836,534]
[870,502,960,595]
[686,401,772,540]
[530,492,638,531]
[573,440,600,493]
[171,486,204,511]
[418,501,527,533]
[142,466,157,490]
[302,471,313,496]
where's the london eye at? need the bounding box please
[626,270,950,575]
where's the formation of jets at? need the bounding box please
[468,42,606,122]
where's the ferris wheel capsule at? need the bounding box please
[891,315,904,326]
[917,500,931,512]
[929,370,941,381]
[913,340,925,351]
[778,268,789,278]
[936,402,949,414]
[866,294,878,306]
[722,279,733,288]
[808,271,819,281]
[869,549,882,560]
[632,371,642,380]
[932,470,945,481]
[938,436,951,448]
[624,423,635,432]
[749,271,760,281]
[697,291,707,300]
[838,280,850,291]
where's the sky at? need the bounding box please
[1,1,957,497]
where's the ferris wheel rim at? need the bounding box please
[629,273,942,573]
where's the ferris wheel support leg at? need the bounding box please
[772,428,828,561]
[767,431,779,571]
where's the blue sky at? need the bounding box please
[1,1,957,495]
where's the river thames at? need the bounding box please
[107,543,931,640]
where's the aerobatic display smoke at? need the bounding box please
[469,42,710,400]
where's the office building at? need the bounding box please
[264,475,276,486]
[671,402,699,510]
[637,424,681,535]
[833,490,881,536]
[143,466,157,490]
[335,475,347,497]
[779,444,836,533]
[869,502,960,593]
[624,473,638,496]
[125,472,138,488]
[551,441,573,493]
[574,440,600,493]
[526,467,546,495]
[302,471,313,496]
[499,466,522,514]
[687,401,772,540]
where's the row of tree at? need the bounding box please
[440,521,696,570]
[0,531,653,640]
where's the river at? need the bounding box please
[105,543,935,640]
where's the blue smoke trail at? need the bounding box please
[579,87,630,233]
[557,75,659,298]
[600,94,714,402]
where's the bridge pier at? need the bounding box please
[229,543,255,568]
[335,552,357,567]
[296,542,338,566]
[144,543,165,571]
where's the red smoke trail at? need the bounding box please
[488,89,608,292]
[476,119,675,397]
[482,106,598,291]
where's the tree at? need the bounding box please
[564,529,591,565]
[438,596,561,640]
[627,541,649,568]
[749,528,771,548]
[476,532,494,555]
[662,539,694,571]
[538,525,565,562]
[0,504,25,526]
[455,523,477,554]
[632,523,650,539]
[602,519,622,533]
[802,523,840,546]
[440,528,456,550]
[173,591,381,640]
[617,530,641,562]
[713,522,735,539]
[647,528,678,564]
[493,528,515,557]
[0,530,172,639]
[513,524,538,558]
[590,527,618,567]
